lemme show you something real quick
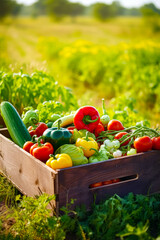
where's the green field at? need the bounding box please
[1,16,160,125]
[1,16,160,240]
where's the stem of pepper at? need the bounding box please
[57,119,62,130]
[31,135,37,143]
[102,98,107,115]
[30,117,39,129]
[85,131,90,141]
[37,136,45,146]
[90,148,99,154]
[83,115,99,124]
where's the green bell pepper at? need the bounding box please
[22,109,39,128]
[89,148,108,163]
[43,120,72,150]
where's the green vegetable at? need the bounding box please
[100,98,110,127]
[136,120,150,128]
[99,144,113,159]
[55,144,88,166]
[46,122,54,128]
[22,109,39,128]
[0,101,32,147]
[49,114,61,122]
[43,120,72,150]
[127,148,137,156]
[104,139,120,153]
[89,148,108,163]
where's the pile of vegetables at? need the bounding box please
[1,101,160,174]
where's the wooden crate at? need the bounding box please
[1,127,160,214]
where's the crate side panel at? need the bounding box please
[0,115,6,128]
[57,151,160,209]
[0,128,11,139]
[0,134,56,197]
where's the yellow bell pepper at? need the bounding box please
[46,153,72,170]
[75,132,98,157]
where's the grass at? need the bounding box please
[0,16,157,73]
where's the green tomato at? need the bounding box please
[49,114,61,122]
[100,115,110,126]
[112,140,120,149]
[127,148,137,156]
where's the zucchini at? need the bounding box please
[0,101,32,147]
[52,114,75,128]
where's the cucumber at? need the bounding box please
[0,101,32,148]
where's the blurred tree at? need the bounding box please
[46,0,70,21]
[31,0,47,17]
[0,0,13,19]
[12,3,23,16]
[92,2,116,21]
[0,0,22,19]
[141,3,160,15]
[140,3,160,32]
[68,2,85,17]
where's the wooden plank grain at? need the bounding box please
[57,151,160,209]
[0,133,57,198]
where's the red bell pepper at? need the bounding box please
[28,122,48,137]
[23,141,35,153]
[73,106,100,132]
[30,137,54,162]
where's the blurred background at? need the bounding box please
[0,0,160,126]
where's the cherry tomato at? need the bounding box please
[23,141,35,153]
[67,126,76,131]
[114,132,130,146]
[152,136,160,150]
[107,120,124,131]
[134,136,152,153]
[112,178,120,183]
[89,182,102,188]
[102,180,113,185]
[28,126,36,137]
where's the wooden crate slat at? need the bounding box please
[0,133,56,198]
[57,151,160,208]
[1,128,160,213]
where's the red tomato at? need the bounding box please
[107,120,124,131]
[94,122,105,137]
[102,180,113,185]
[90,182,102,188]
[28,126,36,137]
[112,178,120,183]
[152,136,160,150]
[134,136,152,153]
[23,141,35,153]
[114,132,130,146]
[67,126,76,131]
